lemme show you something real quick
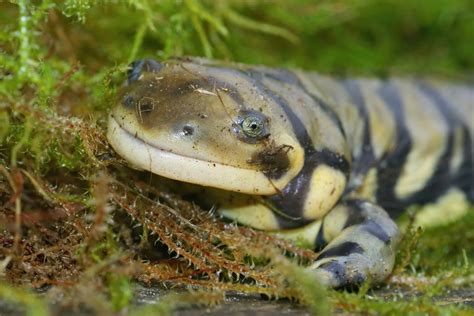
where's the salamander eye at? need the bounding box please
[234,110,269,143]
[241,116,264,138]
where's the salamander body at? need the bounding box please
[107,57,473,288]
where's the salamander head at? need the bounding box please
[107,58,305,195]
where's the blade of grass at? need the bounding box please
[128,21,148,63]
[225,9,299,44]
[185,0,228,36]
[191,13,213,58]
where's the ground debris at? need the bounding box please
[0,108,321,312]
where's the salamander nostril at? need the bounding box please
[182,125,194,136]
[138,97,155,112]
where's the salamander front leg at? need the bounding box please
[311,199,400,288]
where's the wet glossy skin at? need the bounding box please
[109,59,305,195]
[108,57,472,289]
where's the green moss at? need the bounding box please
[107,274,133,312]
[279,259,331,315]
[0,283,49,316]
[0,110,10,144]
[416,209,473,273]
[331,289,470,316]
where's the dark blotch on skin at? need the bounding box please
[248,143,292,179]
[342,200,367,229]
[360,220,391,244]
[318,260,366,289]
[123,95,135,108]
[315,224,327,251]
[128,59,164,84]
[342,199,391,244]
[316,241,364,260]
[318,260,346,284]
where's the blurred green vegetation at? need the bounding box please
[0,0,473,315]
[2,0,474,80]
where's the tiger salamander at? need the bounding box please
[107,57,473,288]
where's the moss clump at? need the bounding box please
[0,0,473,315]
[0,282,48,316]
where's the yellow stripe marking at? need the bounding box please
[303,165,346,220]
[394,81,448,199]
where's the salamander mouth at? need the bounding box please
[107,115,278,195]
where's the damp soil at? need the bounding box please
[1,284,472,315]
